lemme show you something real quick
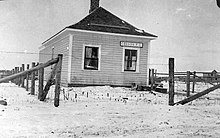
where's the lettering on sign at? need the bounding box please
[120,41,143,48]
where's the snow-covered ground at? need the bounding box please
[0,82,220,137]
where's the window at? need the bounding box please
[122,47,140,73]
[124,49,137,71]
[84,46,99,70]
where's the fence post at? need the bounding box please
[11,69,15,83]
[148,69,151,85]
[151,69,155,91]
[21,64,25,88]
[38,64,44,99]
[18,67,22,86]
[15,67,18,85]
[17,67,20,85]
[26,64,29,91]
[192,71,196,93]
[31,62,35,95]
[186,71,190,97]
[14,67,18,85]
[54,54,63,107]
[169,58,175,106]
[0,58,59,84]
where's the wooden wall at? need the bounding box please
[40,30,152,87]
[69,31,151,86]
[39,32,70,86]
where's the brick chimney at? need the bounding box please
[89,0,100,13]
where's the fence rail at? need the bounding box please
[149,58,220,106]
[0,54,63,107]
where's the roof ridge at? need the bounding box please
[42,7,157,45]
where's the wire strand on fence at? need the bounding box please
[0,50,171,70]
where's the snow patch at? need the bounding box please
[0,82,220,137]
[135,29,144,33]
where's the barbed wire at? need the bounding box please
[0,50,170,67]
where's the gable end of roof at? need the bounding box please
[67,7,157,38]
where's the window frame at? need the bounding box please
[122,47,140,73]
[82,44,101,71]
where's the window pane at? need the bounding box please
[86,47,98,58]
[92,47,98,58]
[85,59,98,69]
[124,49,137,71]
[85,47,92,58]
[131,61,136,70]
[132,56,136,61]
[84,46,99,70]
[131,50,137,56]
[125,49,130,57]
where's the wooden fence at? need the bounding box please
[150,58,220,106]
[0,54,63,107]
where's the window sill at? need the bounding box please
[82,69,101,71]
[122,71,140,73]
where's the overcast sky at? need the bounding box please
[0,0,220,72]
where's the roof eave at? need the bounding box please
[66,28,157,39]
[41,27,67,45]
[40,27,157,48]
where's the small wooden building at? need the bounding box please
[39,0,157,87]
[203,70,220,82]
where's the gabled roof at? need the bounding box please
[67,7,157,38]
[42,7,157,45]
[212,70,218,74]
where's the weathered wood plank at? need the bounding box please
[151,69,154,91]
[186,71,190,97]
[19,67,22,86]
[40,63,58,101]
[168,58,174,106]
[15,67,19,85]
[31,62,35,95]
[26,64,30,91]
[192,71,196,93]
[54,54,63,107]
[21,64,25,88]
[0,58,58,83]
[38,64,44,99]
[175,83,220,105]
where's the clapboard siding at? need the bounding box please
[69,31,150,86]
[39,33,70,86]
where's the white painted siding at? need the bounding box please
[39,33,70,86]
[69,31,150,86]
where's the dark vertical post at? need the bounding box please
[38,64,44,99]
[31,62,35,95]
[18,67,22,86]
[151,69,155,91]
[11,69,15,83]
[17,67,21,86]
[186,71,191,97]
[148,69,151,85]
[15,67,18,85]
[21,64,25,88]
[40,63,58,101]
[26,64,29,91]
[169,58,175,106]
[192,71,196,93]
[54,54,63,107]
